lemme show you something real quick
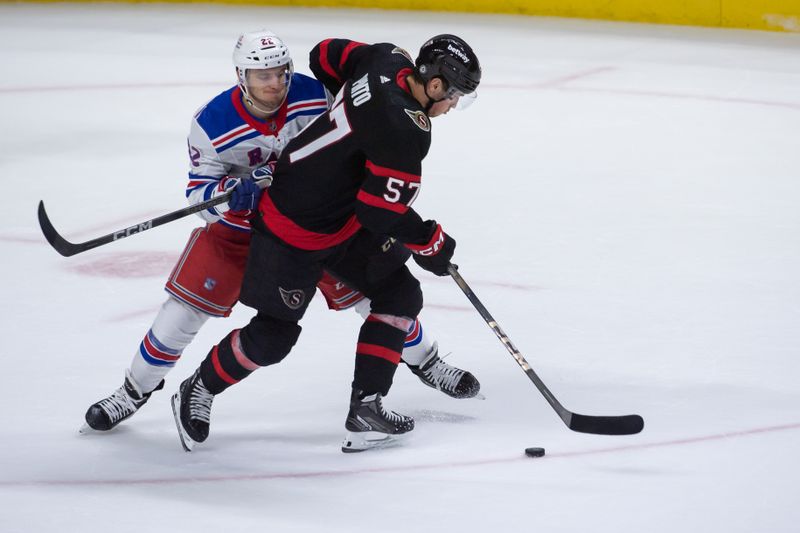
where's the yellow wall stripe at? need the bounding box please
[7,0,800,32]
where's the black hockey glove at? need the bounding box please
[409,221,456,277]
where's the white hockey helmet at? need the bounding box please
[233,30,294,93]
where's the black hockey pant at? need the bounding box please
[199,228,422,396]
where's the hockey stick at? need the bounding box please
[447,264,644,436]
[37,192,232,257]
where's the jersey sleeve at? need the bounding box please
[354,127,433,246]
[309,39,369,96]
[185,115,231,224]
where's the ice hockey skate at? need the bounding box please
[81,370,164,433]
[171,369,215,451]
[341,390,414,453]
[407,342,483,399]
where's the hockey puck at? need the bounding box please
[524,447,545,458]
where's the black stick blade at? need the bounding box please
[569,413,644,435]
[37,201,80,257]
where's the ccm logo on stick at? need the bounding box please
[113,222,153,240]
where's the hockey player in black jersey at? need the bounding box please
[172,34,482,452]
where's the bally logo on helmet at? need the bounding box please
[447,44,469,63]
[279,287,305,310]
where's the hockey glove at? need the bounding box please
[228,176,263,212]
[251,161,276,187]
[409,221,456,277]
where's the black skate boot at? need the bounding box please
[81,370,164,433]
[341,389,414,453]
[407,342,481,399]
[171,369,214,452]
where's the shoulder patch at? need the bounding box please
[404,109,430,132]
[392,47,413,62]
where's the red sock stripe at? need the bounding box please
[356,342,402,365]
[142,334,181,362]
[405,319,421,342]
[210,345,238,385]
[367,313,414,332]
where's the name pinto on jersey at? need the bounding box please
[351,73,372,107]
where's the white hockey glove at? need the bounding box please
[251,161,276,188]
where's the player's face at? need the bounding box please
[428,95,459,117]
[245,66,291,111]
[426,78,476,117]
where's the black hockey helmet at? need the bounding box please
[415,34,481,96]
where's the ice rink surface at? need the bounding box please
[1,3,799,532]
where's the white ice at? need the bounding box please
[1,4,799,532]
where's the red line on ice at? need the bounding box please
[3,77,798,110]
[1,422,797,488]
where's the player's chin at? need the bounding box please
[428,101,454,118]
[262,94,285,107]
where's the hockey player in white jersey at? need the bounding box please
[82,30,480,433]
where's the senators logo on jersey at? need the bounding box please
[279,287,306,310]
[404,109,430,132]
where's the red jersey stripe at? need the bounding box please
[260,190,362,250]
[212,124,252,146]
[287,99,328,112]
[365,160,421,183]
[318,39,341,83]
[356,189,409,214]
[340,41,366,69]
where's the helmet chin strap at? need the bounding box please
[422,76,453,114]
[423,83,443,114]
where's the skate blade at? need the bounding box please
[78,423,102,435]
[473,392,486,400]
[171,392,195,452]
[341,431,404,453]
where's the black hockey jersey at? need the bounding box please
[258,39,436,251]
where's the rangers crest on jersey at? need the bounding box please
[404,109,430,132]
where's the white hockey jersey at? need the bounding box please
[186,73,330,231]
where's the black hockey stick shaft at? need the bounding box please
[37,192,232,257]
[447,264,643,436]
